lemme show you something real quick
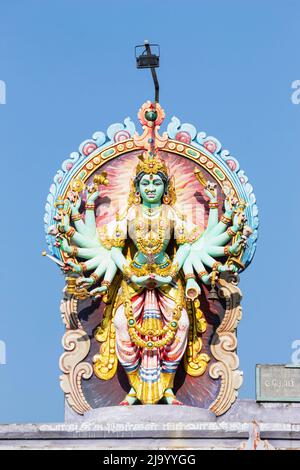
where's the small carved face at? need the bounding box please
[139,174,164,204]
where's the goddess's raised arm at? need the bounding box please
[182,182,251,298]
[52,180,121,298]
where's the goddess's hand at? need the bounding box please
[218,264,238,273]
[76,276,95,288]
[130,274,173,288]
[233,211,247,229]
[130,275,149,287]
[152,275,173,287]
[90,285,108,298]
[70,196,81,213]
[204,181,217,202]
[185,278,201,299]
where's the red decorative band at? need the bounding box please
[91,273,100,283]
[71,213,82,221]
[221,215,231,225]
[212,261,221,271]
[185,274,196,280]
[227,227,236,237]
[198,271,208,278]
[224,246,231,256]
[66,227,75,238]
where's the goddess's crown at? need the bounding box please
[135,151,169,177]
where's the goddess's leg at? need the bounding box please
[159,293,190,404]
[114,301,142,405]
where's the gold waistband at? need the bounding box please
[130,257,172,277]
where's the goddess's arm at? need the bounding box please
[59,239,100,259]
[58,212,99,248]
[172,242,191,271]
[205,184,219,231]
[203,182,238,238]
[55,192,119,296]
[111,246,127,272]
[182,185,250,295]
[68,197,90,237]
[89,259,118,297]
[84,191,99,234]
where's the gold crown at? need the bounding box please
[135,152,169,177]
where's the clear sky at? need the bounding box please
[0,0,299,423]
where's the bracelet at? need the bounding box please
[198,270,208,279]
[123,265,133,280]
[66,227,75,238]
[185,273,196,281]
[221,214,232,225]
[80,262,88,273]
[70,247,79,257]
[209,202,219,209]
[85,203,95,210]
[101,280,111,288]
[169,263,179,281]
[90,273,100,283]
[226,227,236,237]
[212,261,222,271]
[71,213,82,221]
[224,246,231,256]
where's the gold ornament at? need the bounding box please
[93,172,109,187]
[134,192,141,205]
[70,179,85,193]
[135,210,165,255]
[122,280,183,350]
[194,167,208,187]
[54,196,65,208]
[135,152,168,177]
[163,194,170,204]
[128,257,178,278]
[184,298,210,377]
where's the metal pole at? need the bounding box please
[144,41,159,103]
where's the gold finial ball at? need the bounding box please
[42,251,47,256]
[71,179,85,193]
[94,172,109,186]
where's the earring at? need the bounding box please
[134,191,141,205]
[163,193,170,204]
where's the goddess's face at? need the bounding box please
[139,173,165,204]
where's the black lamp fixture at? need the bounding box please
[135,40,160,103]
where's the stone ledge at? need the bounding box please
[0,420,300,440]
[1,401,300,449]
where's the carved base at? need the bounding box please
[209,272,243,416]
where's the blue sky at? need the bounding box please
[0,0,299,423]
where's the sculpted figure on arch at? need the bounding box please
[45,101,258,413]
[57,149,248,405]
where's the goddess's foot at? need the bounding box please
[119,392,139,406]
[163,390,183,405]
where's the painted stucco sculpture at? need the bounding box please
[44,101,258,415]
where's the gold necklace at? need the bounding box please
[135,209,166,255]
[142,205,162,218]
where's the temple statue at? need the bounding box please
[44,101,258,415]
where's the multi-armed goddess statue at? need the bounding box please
[44,101,258,415]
